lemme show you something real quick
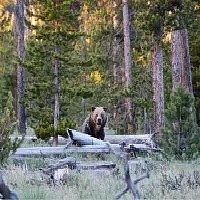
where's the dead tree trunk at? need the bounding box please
[122,0,134,133]
[15,0,26,134]
[152,44,164,134]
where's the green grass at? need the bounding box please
[5,129,200,199]
[4,157,200,200]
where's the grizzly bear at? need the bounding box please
[81,107,107,140]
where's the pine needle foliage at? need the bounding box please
[157,86,200,160]
[0,92,21,166]
[24,0,81,140]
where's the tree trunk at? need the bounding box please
[15,0,26,134]
[52,47,60,147]
[24,0,30,39]
[171,29,197,132]
[122,0,134,133]
[112,0,125,134]
[152,44,164,134]
[171,29,193,93]
[52,0,61,147]
[112,0,121,84]
[144,107,151,135]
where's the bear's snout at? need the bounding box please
[97,118,102,125]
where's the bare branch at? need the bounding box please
[109,143,149,200]
[133,172,149,185]
[114,187,129,200]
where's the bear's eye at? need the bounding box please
[101,113,104,118]
[95,114,98,118]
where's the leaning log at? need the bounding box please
[0,171,19,200]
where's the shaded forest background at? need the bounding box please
[0,0,200,157]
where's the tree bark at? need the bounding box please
[52,0,61,147]
[112,0,121,84]
[171,29,193,94]
[15,0,26,134]
[171,29,197,133]
[152,44,164,134]
[24,0,30,39]
[52,46,60,147]
[122,0,134,133]
[144,107,151,134]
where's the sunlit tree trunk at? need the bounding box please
[122,0,134,133]
[171,29,193,94]
[15,0,26,134]
[152,44,164,134]
[24,0,30,39]
[112,0,120,84]
[112,0,122,133]
[171,29,196,133]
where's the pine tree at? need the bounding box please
[24,0,80,142]
[0,1,16,112]
[157,86,200,160]
[0,92,21,166]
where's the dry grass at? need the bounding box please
[2,157,200,200]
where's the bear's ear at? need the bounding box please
[103,107,107,112]
[91,107,96,112]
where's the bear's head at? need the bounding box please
[90,107,107,131]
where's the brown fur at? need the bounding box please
[81,107,107,140]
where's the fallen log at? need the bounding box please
[10,130,160,158]
[67,129,107,146]
[11,131,156,145]
[76,161,116,170]
[42,158,116,175]
[50,131,155,145]
[11,144,160,158]
[105,134,155,145]
[67,129,156,147]
[11,146,111,158]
